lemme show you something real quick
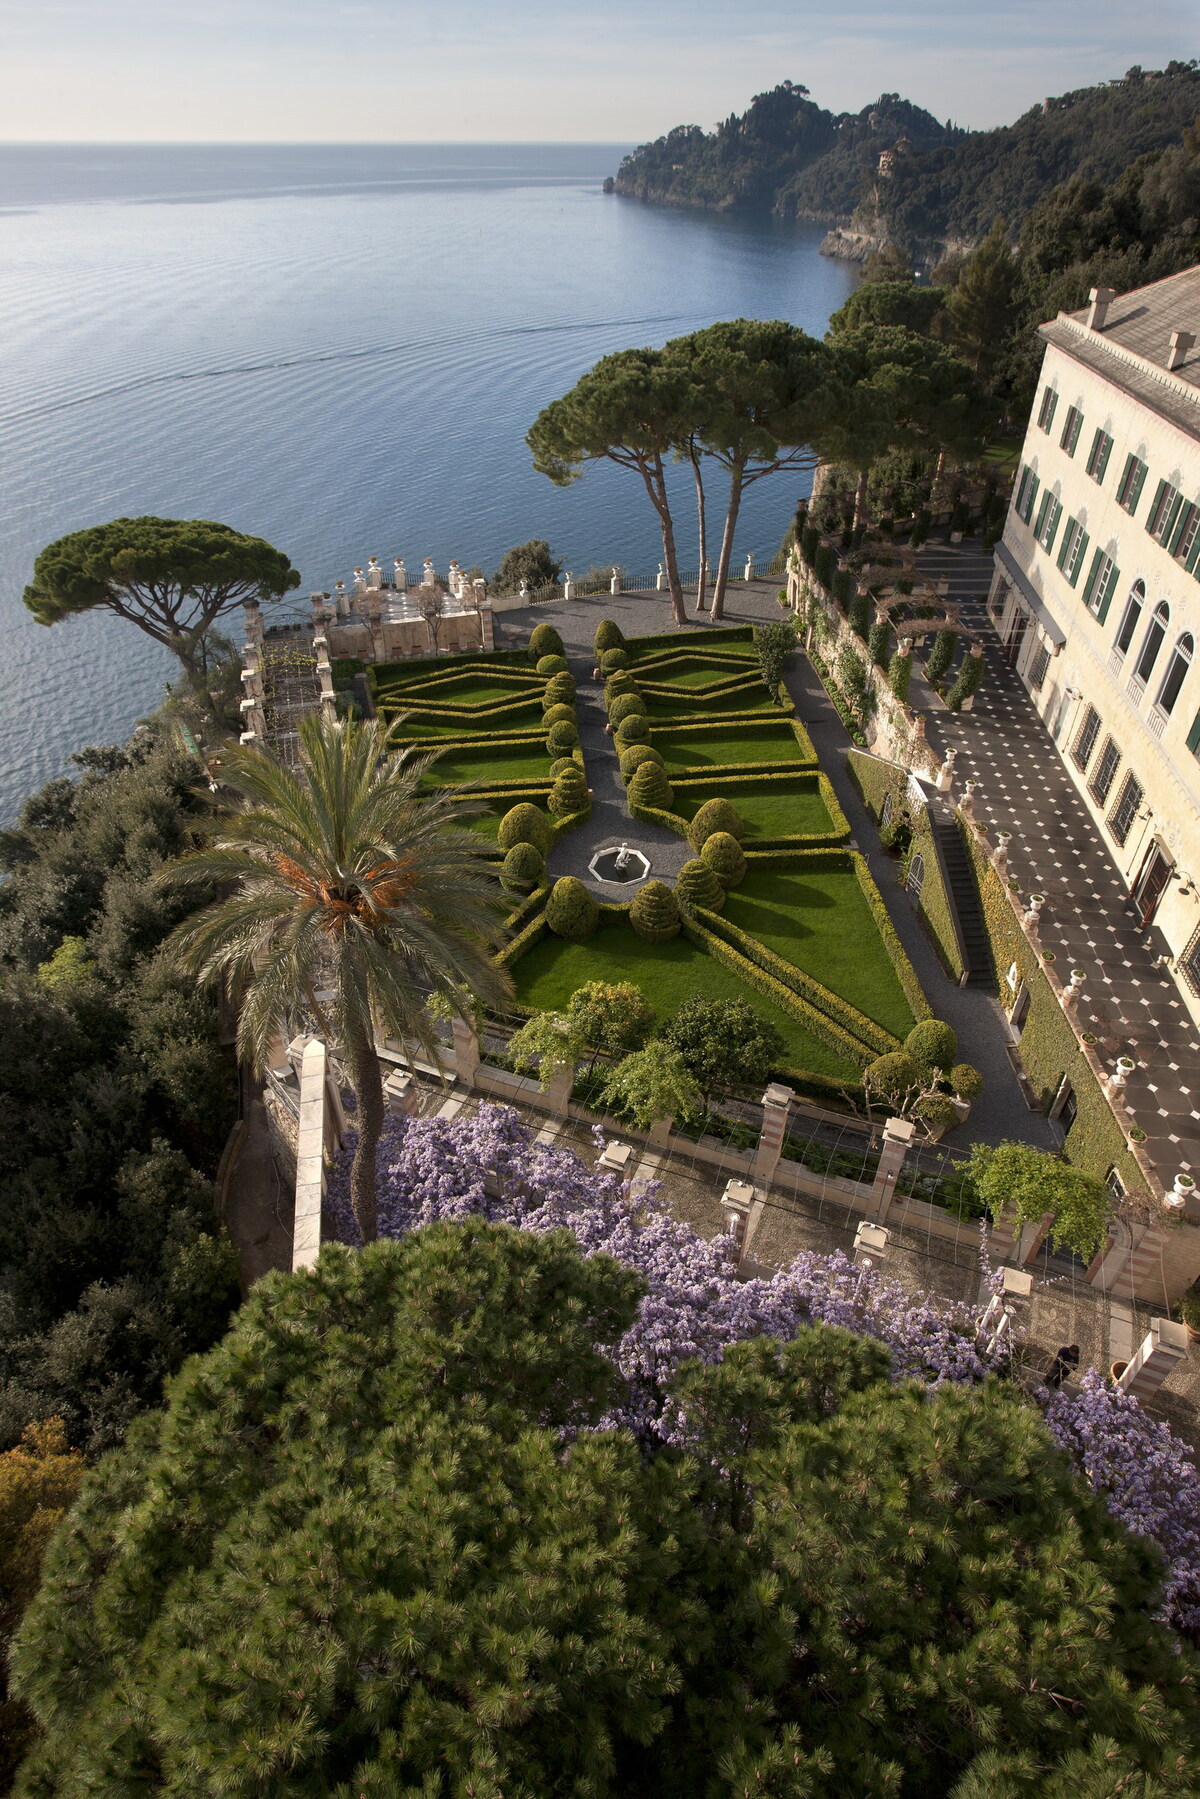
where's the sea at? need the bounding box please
[0,144,856,821]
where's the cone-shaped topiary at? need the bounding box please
[501,841,546,892]
[686,797,746,853]
[545,875,599,940]
[629,879,681,943]
[604,671,640,702]
[543,671,576,706]
[676,858,726,913]
[594,618,625,655]
[536,654,568,676]
[619,744,665,780]
[547,767,588,817]
[542,702,578,730]
[607,693,648,727]
[529,622,564,660]
[549,755,578,778]
[599,647,629,674]
[627,759,674,812]
[497,802,552,854]
[546,720,580,754]
[614,713,650,747]
[699,831,746,889]
[905,1019,957,1075]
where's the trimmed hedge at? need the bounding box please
[543,672,576,706]
[608,693,649,727]
[627,759,674,811]
[594,619,625,655]
[849,850,931,1023]
[496,909,549,969]
[619,743,665,779]
[545,875,599,941]
[846,748,966,984]
[541,702,578,730]
[546,720,580,753]
[600,647,630,674]
[651,715,817,767]
[547,767,588,817]
[549,755,577,777]
[627,798,690,839]
[686,796,746,853]
[529,622,564,660]
[497,803,553,854]
[501,842,546,892]
[615,714,650,747]
[676,859,726,914]
[669,769,851,851]
[700,831,747,888]
[626,625,754,657]
[536,654,568,676]
[629,880,681,943]
[502,882,550,938]
[605,672,641,702]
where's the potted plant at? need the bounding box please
[1178,1286,1200,1343]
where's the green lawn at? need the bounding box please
[721,867,916,1038]
[421,744,554,784]
[376,674,538,705]
[639,659,762,689]
[511,920,857,1079]
[388,709,542,738]
[643,689,774,719]
[671,777,834,839]
[653,724,811,770]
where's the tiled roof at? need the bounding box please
[1039,264,1200,440]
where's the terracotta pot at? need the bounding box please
[1110,1360,1129,1383]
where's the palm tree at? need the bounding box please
[162,711,513,1243]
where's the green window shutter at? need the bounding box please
[1097,562,1119,624]
[1164,492,1184,544]
[1188,534,1200,575]
[1097,433,1112,479]
[1188,710,1200,756]
[1068,530,1089,587]
[1146,478,1168,534]
[1056,518,1076,571]
[1042,498,1061,554]
[1034,491,1050,536]
[1170,502,1194,554]
[1131,460,1147,512]
[1082,548,1103,608]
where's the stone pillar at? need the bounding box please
[546,1063,574,1118]
[452,1016,480,1087]
[721,1178,755,1272]
[383,1069,419,1116]
[753,1082,793,1186]
[610,567,621,595]
[393,559,407,592]
[656,564,665,592]
[1117,1317,1189,1399]
[239,697,266,738]
[987,1206,1019,1261]
[868,1116,914,1220]
[1016,1210,1055,1266]
[1085,1218,1133,1291]
[647,1114,673,1147]
[563,573,574,601]
[598,1140,634,1189]
[935,748,957,793]
[243,598,264,645]
[744,552,755,581]
[334,581,350,616]
[293,1038,328,1271]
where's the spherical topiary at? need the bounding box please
[685,797,746,854]
[501,841,546,892]
[529,622,564,660]
[675,858,726,913]
[864,1051,922,1103]
[545,875,599,941]
[607,693,648,727]
[950,1062,983,1100]
[619,744,665,781]
[629,880,681,943]
[536,654,568,677]
[541,702,578,731]
[547,766,588,817]
[627,759,674,812]
[599,647,629,674]
[699,831,746,889]
[594,619,626,656]
[543,671,576,706]
[904,1019,958,1076]
[549,755,578,778]
[614,713,650,748]
[604,671,640,702]
[497,803,552,854]
[546,720,580,754]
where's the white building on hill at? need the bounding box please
[990,265,1200,1019]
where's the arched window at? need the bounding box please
[1115,580,1145,656]
[1157,633,1194,716]
[1134,600,1169,685]
[906,853,925,900]
[880,791,894,831]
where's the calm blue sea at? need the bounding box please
[0,144,856,819]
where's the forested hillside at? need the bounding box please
[613,63,1200,254]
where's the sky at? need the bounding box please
[0,0,1195,143]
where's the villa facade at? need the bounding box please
[990,265,1200,1027]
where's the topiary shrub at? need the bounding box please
[905,1019,957,1076]
[543,671,576,706]
[545,875,599,941]
[546,720,580,754]
[614,713,650,748]
[549,755,578,778]
[676,858,726,913]
[685,796,746,854]
[501,841,545,892]
[604,671,640,702]
[864,1050,923,1106]
[593,619,625,655]
[536,654,568,677]
[541,702,578,731]
[699,831,746,889]
[599,647,629,674]
[950,1062,984,1100]
[627,759,674,811]
[629,880,680,943]
[529,622,564,660]
[497,803,552,854]
[619,743,664,780]
[925,629,958,687]
[608,693,648,727]
[946,646,984,712]
[547,766,588,817]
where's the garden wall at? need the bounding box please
[847,749,967,984]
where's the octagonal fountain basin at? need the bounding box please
[588,842,650,885]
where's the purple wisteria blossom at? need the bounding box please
[1046,1369,1200,1633]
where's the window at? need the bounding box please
[1089,737,1121,805]
[1029,645,1050,690]
[1086,428,1113,482]
[1106,1166,1127,1200]
[1188,710,1200,759]
[906,853,925,900]
[1156,633,1193,716]
[1109,772,1144,846]
[1172,501,1200,570]
[1037,385,1058,432]
[1034,491,1062,553]
[1182,923,1200,997]
[1117,454,1148,515]
[880,791,893,830]
[1134,600,1169,685]
[1014,465,1039,523]
[1114,583,1144,657]
[1082,550,1119,620]
[1147,479,1183,546]
[1072,704,1101,770]
[1056,517,1089,584]
[1059,406,1083,455]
